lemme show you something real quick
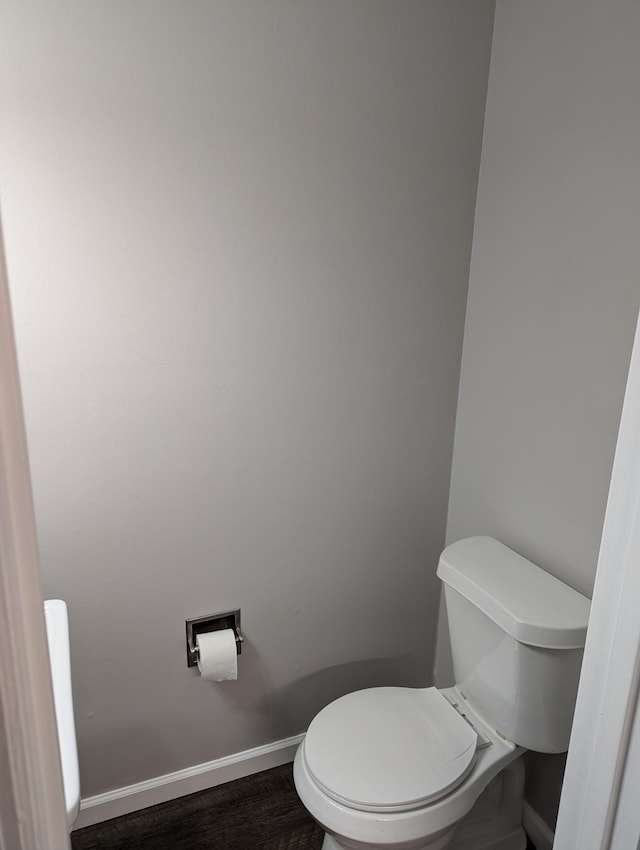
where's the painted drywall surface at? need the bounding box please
[0,2,495,796]
[442,0,640,829]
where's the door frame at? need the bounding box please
[0,215,70,849]
[555,310,640,849]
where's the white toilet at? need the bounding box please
[294,536,591,850]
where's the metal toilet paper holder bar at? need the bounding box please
[186,609,243,667]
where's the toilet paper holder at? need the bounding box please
[186,609,243,667]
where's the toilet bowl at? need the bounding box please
[294,686,524,850]
[294,537,591,850]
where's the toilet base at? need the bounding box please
[321,823,523,850]
[321,834,454,850]
[322,830,524,850]
[319,760,526,850]
[447,759,526,850]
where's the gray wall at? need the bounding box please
[0,2,495,797]
[443,0,640,828]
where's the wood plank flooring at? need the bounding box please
[71,763,537,849]
[71,764,323,850]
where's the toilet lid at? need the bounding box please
[302,687,478,813]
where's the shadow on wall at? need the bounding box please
[214,645,422,738]
[78,644,426,792]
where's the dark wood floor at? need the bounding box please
[71,764,323,850]
[71,763,537,850]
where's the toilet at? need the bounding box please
[293,536,591,850]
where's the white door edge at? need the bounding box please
[555,309,640,850]
[0,213,70,848]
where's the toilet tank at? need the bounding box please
[437,537,591,753]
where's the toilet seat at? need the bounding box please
[302,687,478,813]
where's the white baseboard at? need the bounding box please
[73,733,304,831]
[73,737,558,846]
[523,802,555,850]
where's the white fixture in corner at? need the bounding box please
[44,599,80,830]
[294,536,591,850]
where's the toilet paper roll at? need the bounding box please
[196,629,238,681]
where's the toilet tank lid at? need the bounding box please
[437,537,591,649]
